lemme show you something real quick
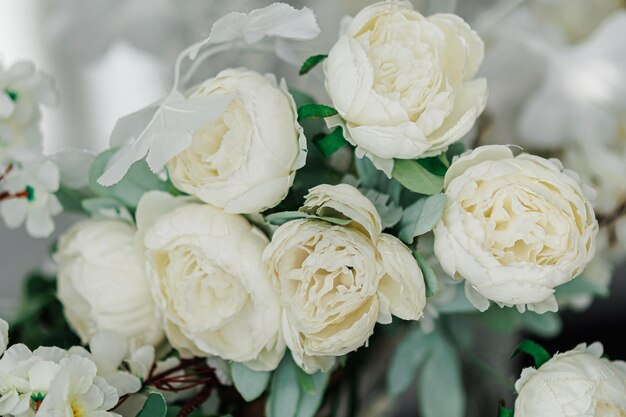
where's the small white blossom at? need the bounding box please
[37,355,120,417]
[0,160,62,238]
[0,61,57,164]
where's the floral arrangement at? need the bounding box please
[1,1,625,417]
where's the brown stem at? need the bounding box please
[596,200,626,227]
[0,164,13,182]
[0,189,28,202]
[176,383,214,417]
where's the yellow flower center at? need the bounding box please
[71,402,85,417]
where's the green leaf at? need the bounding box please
[392,159,444,195]
[314,127,348,157]
[4,89,18,101]
[417,156,448,176]
[296,371,330,417]
[521,312,562,338]
[299,54,328,75]
[89,149,168,208]
[398,194,447,243]
[266,356,301,417]
[231,362,271,402]
[555,275,609,298]
[297,104,338,121]
[498,405,515,417]
[387,328,433,397]
[414,253,438,297]
[512,340,551,368]
[446,141,466,161]
[265,211,351,227]
[417,333,465,417]
[137,393,167,417]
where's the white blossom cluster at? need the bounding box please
[0,61,61,238]
[0,318,167,417]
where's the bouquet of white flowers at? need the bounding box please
[1,1,625,417]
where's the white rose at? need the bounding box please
[515,343,626,417]
[136,191,285,371]
[55,219,163,346]
[167,68,306,214]
[263,184,426,373]
[433,145,598,313]
[324,0,487,173]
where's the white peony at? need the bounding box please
[136,191,285,371]
[55,219,163,346]
[515,343,626,417]
[433,145,598,313]
[263,184,426,373]
[167,69,306,214]
[323,0,487,174]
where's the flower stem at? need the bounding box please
[0,189,28,202]
[176,383,214,417]
[0,164,13,182]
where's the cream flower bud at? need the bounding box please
[136,191,285,371]
[433,145,598,313]
[264,184,426,373]
[167,68,306,214]
[515,343,626,417]
[324,0,487,172]
[55,219,163,346]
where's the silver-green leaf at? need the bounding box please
[231,362,271,402]
[399,194,447,243]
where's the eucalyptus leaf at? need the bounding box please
[521,312,562,338]
[81,197,132,220]
[289,88,316,108]
[417,334,465,417]
[414,253,438,297]
[363,189,403,229]
[392,159,444,195]
[296,371,330,417]
[435,285,475,314]
[477,306,521,333]
[299,54,328,75]
[137,393,167,417]
[231,362,271,402]
[296,368,317,395]
[297,104,338,120]
[555,275,609,298]
[89,149,168,208]
[266,356,301,417]
[399,194,446,243]
[387,328,432,397]
[55,186,86,213]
